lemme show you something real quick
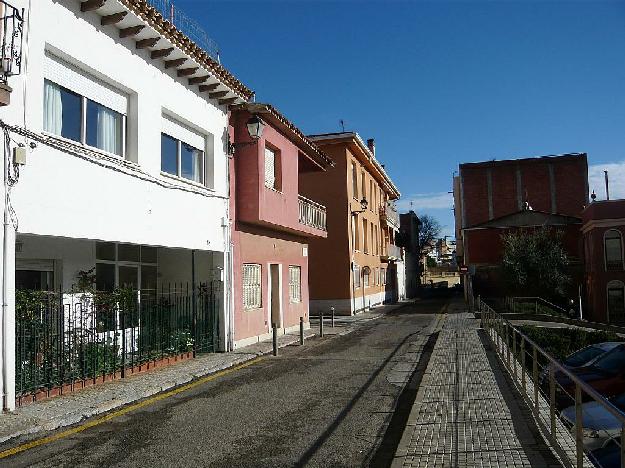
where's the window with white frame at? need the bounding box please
[161,114,207,184]
[243,263,262,309]
[289,265,301,303]
[43,53,127,158]
[353,264,361,288]
[264,145,280,190]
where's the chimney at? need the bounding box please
[367,138,375,156]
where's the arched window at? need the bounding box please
[607,280,625,324]
[604,229,623,271]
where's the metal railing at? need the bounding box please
[146,0,220,61]
[478,296,625,468]
[15,283,219,403]
[380,201,400,228]
[0,0,24,83]
[505,296,570,317]
[298,195,327,231]
[384,243,402,260]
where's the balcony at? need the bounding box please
[380,202,400,229]
[298,195,327,231]
[381,243,402,262]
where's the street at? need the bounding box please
[1,297,448,468]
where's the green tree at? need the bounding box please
[501,227,570,300]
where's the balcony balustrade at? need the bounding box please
[379,202,400,229]
[298,195,327,231]
[0,1,24,84]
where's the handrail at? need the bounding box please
[507,296,569,315]
[478,296,625,468]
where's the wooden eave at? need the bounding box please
[77,0,252,107]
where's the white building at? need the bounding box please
[0,0,253,410]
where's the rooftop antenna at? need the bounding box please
[339,119,345,132]
[605,170,610,200]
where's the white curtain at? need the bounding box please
[265,147,275,188]
[43,81,62,135]
[192,149,202,183]
[96,105,121,155]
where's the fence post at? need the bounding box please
[300,317,304,345]
[319,311,324,337]
[121,302,126,378]
[575,383,583,468]
[521,337,526,394]
[191,251,197,358]
[272,323,278,356]
[512,328,518,381]
[533,345,538,414]
[331,307,335,328]
[549,365,556,437]
[506,323,511,368]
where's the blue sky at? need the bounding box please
[176,0,625,237]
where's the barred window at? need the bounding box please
[364,268,370,287]
[289,265,302,303]
[264,146,281,190]
[354,264,361,288]
[243,264,262,309]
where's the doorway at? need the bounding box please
[269,264,282,328]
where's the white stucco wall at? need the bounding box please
[1,0,230,252]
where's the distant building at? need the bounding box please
[454,153,588,300]
[301,133,402,315]
[400,211,420,298]
[581,199,625,324]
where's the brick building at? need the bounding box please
[581,200,625,324]
[454,153,588,299]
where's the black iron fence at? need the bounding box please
[0,0,24,83]
[16,283,220,398]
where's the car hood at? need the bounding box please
[561,402,622,431]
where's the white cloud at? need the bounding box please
[396,192,454,211]
[589,160,625,200]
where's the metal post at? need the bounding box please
[513,328,518,381]
[575,383,583,468]
[521,337,526,394]
[272,323,278,356]
[506,323,511,368]
[191,250,197,358]
[320,311,324,337]
[300,317,304,346]
[549,365,556,437]
[331,307,335,328]
[533,345,538,414]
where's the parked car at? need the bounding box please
[539,342,621,386]
[589,437,621,468]
[554,344,625,409]
[560,392,625,451]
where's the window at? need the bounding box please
[605,230,623,271]
[361,172,366,202]
[364,268,369,287]
[370,180,374,211]
[161,133,204,184]
[371,224,374,255]
[381,268,386,285]
[289,266,301,303]
[264,146,281,190]
[363,219,368,254]
[354,264,361,288]
[375,227,379,256]
[44,79,125,157]
[353,214,360,251]
[607,280,625,324]
[243,264,262,309]
[352,162,358,199]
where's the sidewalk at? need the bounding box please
[0,300,407,446]
[392,301,562,467]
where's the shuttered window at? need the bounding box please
[265,147,276,189]
[243,264,262,309]
[289,266,301,303]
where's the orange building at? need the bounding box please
[300,133,402,315]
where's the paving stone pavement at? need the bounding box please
[393,302,562,468]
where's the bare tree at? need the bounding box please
[418,214,442,252]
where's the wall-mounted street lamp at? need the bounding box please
[228,114,266,155]
[351,197,368,214]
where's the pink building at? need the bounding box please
[229,104,334,348]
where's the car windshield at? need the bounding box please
[564,346,604,367]
[593,346,625,373]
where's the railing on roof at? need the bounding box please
[146,0,220,62]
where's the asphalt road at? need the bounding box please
[1,296,449,468]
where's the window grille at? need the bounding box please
[265,147,276,189]
[289,266,301,303]
[364,270,369,287]
[381,268,386,285]
[243,264,262,309]
[354,264,361,288]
